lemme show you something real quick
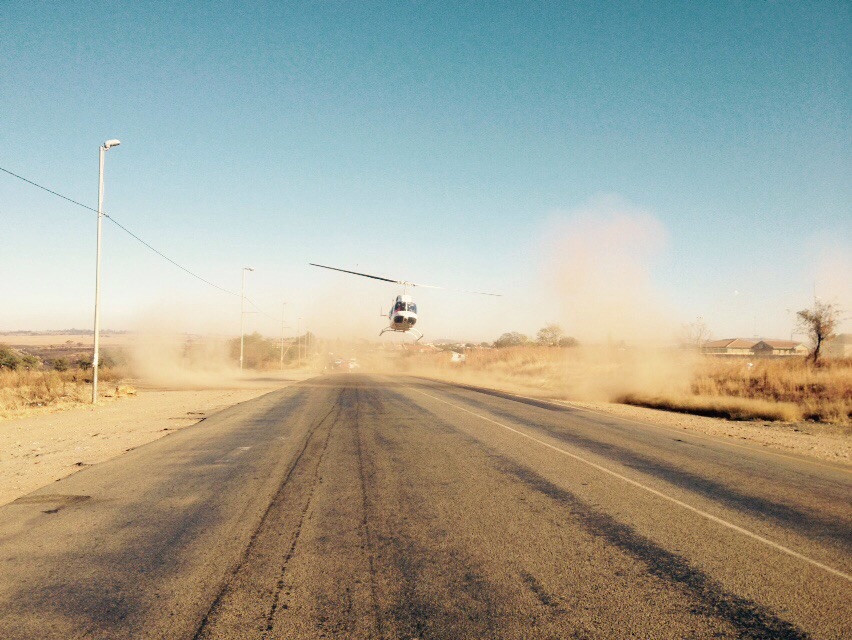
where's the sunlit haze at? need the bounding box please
[2,2,849,343]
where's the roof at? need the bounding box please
[704,338,759,349]
[754,340,804,349]
[704,338,805,350]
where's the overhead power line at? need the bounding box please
[244,296,281,323]
[103,216,239,297]
[0,164,278,309]
[1,166,97,213]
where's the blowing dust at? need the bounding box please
[365,345,695,404]
[532,196,693,401]
[122,334,250,390]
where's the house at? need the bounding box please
[703,338,807,357]
[702,339,759,356]
[751,340,809,357]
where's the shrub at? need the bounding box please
[21,354,41,370]
[0,345,21,371]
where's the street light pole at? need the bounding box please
[297,317,302,367]
[239,267,254,370]
[92,139,120,404]
[280,302,287,369]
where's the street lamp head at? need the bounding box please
[103,139,121,150]
[244,267,255,272]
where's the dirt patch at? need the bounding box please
[0,372,315,507]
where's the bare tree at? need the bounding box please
[680,318,711,349]
[797,300,839,364]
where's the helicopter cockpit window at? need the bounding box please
[408,303,417,313]
[394,301,406,312]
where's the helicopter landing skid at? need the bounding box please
[380,327,423,342]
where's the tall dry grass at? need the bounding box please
[0,368,125,418]
[681,357,852,424]
[377,346,851,425]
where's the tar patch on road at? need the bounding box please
[11,494,91,514]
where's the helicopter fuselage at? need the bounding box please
[387,294,418,332]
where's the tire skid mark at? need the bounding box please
[353,387,385,638]
[519,570,560,610]
[364,391,502,638]
[192,391,342,640]
[260,397,340,638]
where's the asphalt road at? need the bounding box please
[0,374,849,639]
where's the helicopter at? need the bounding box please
[310,263,500,341]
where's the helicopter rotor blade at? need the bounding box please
[405,283,501,296]
[309,263,402,285]
[452,288,502,297]
[310,263,502,296]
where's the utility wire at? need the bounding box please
[103,216,239,297]
[243,297,281,323]
[0,164,281,312]
[1,166,99,214]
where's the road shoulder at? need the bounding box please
[0,374,318,507]
[411,375,852,466]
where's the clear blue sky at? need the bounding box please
[2,1,849,342]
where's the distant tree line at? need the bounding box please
[492,324,578,349]
[229,332,316,369]
[0,344,117,372]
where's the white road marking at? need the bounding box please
[411,386,852,582]
[427,377,851,475]
[553,398,852,475]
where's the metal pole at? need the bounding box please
[240,269,247,370]
[280,302,286,369]
[92,145,105,403]
[297,317,302,367]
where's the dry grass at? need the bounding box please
[680,357,852,424]
[616,393,803,422]
[0,367,127,419]
[378,347,852,425]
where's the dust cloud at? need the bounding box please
[542,195,673,345]
[122,333,240,389]
[812,242,852,332]
[493,195,693,401]
[362,344,696,404]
